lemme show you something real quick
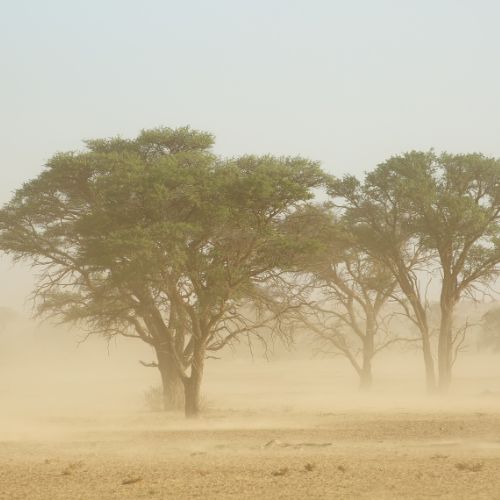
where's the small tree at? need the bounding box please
[329,172,438,392]
[480,307,500,352]
[308,257,401,390]
[284,206,412,389]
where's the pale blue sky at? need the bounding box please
[1,0,500,308]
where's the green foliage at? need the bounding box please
[4,127,500,397]
[366,151,500,296]
[0,126,328,389]
[329,150,500,391]
[480,307,500,352]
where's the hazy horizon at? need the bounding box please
[3,0,500,311]
[3,3,500,497]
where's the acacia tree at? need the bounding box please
[0,126,215,410]
[329,173,438,392]
[332,152,500,393]
[0,127,325,417]
[379,152,500,392]
[309,256,400,390]
[148,155,325,416]
[284,206,409,390]
[480,306,500,352]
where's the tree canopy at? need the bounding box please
[329,151,500,392]
[0,126,327,416]
[2,126,500,410]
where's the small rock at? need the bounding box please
[122,477,143,485]
[272,467,289,477]
[455,462,483,472]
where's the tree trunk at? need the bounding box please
[421,330,437,394]
[184,375,202,418]
[438,304,453,394]
[157,349,185,411]
[395,268,437,393]
[359,334,374,391]
[359,362,372,390]
[183,344,205,418]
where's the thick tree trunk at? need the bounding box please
[359,362,372,390]
[159,361,185,411]
[157,349,185,411]
[183,344,205,418]
[437,270,455,394]
[438,304,453,394]
[184,375,202,418]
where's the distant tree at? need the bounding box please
[0,127,326,417]
[284,206,414,390]
[329,171,438,392]
[480,307,500,352]
[332,152,500,393]
[0,307,19,330]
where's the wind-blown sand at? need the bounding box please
[1,325,500,498]
[1,410,500,499]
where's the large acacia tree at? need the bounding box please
[0,126,325,416]
[0,127,214,410]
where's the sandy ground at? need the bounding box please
[2,326,500,498]
[1,410,500,499]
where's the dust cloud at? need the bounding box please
[2,308,500,498]
[2,310,500,424]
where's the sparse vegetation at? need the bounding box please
[455,461,484,472]
[271,467,289,477]
[480,307,500,352]
[121,477,143,485]
[143,385,164,412]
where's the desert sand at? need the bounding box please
[1,324,500,499]
[2,410,500,499]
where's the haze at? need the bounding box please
[2,2,500,499]
[3,0,500,308]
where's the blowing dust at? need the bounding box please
[2,312,500,499]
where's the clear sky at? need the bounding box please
[1,0,500,309]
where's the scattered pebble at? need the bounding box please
[272,467,289,477]
[122,477,143,485]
